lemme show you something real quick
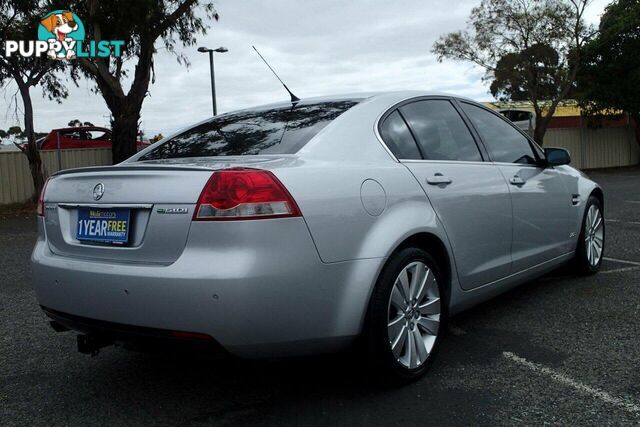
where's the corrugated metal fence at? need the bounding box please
[544,126,640,170]
[0,148,111,205]
[0,126,639,205]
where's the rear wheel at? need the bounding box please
[572,196,605,274]
[366,247,445,382]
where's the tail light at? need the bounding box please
[36,178,50,217]
[193,168,301,221]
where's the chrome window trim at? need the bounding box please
[490,161,544,168]
[399,159,490,166]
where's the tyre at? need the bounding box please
[366,247,446,382]
[572,195,605,274]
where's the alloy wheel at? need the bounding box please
[387,261,440,369]
[585,204,604,267]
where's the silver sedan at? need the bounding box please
[32,91,604,381]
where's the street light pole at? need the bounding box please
[208,50,216,116]
[198,46,228,117]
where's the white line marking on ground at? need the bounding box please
[625,200,640,204]
[600,266,640,275]
[503,352,640,416]
[604,257,640,266]
[607,219,621,222]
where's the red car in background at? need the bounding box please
[38,127,150,151]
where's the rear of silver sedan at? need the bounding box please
[31,97,386,357]
[32,163,383,357]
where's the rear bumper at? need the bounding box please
[31,218,383,358]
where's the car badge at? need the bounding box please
[93,183,105,201]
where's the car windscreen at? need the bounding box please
[138,100,360,160]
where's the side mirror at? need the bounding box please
[544,147,571,166]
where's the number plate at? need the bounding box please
[76,208,130,243]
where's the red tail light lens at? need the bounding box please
[36,178,50,217]
[194,168,301,221]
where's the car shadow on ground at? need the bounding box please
[46,269,586,425]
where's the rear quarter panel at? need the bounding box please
[273,161,451,264]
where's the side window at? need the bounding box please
[379,110,421,160]
[86,131,110,141]
[399,100,482,161]
[61,131,81,140]
[461,103,537,165]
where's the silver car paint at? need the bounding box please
[403,160,513,289]
[31,91,602,357]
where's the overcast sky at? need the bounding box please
[0,0,610,137]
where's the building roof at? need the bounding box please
[483,100,583,117]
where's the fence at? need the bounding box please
[0,126,639,205]
[0,148,111,205]
[544,126,639,170]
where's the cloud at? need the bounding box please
[0,0,610,136]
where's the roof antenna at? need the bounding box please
[252,45,300,104]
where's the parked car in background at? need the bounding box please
[32,92,604,382]
[499,109,536,134]
[37,127,150,151]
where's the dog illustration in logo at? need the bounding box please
[40,11,78,59]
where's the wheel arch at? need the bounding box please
[590,187,604,212]
[367,231,454,321]
[394,232,452,303]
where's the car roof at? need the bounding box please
[54,126,110,132]
[221,91,478,114]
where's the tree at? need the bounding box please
[67,119,95,127]
[150,133,164,143]
[68,0,218,163]
[0,129,7,138]
[7,126,23,135]
[577,0,640,143]
[432,0,594,144]
[0,1,69,200]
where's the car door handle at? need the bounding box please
[426,174,452,185]
[509,175,525,186]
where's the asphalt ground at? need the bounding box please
[1,167,639,426]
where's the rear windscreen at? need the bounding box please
[138,100,360,160]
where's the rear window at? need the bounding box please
[139,100,360,160]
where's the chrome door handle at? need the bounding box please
[509,175,525,186]
[426,174,452,185]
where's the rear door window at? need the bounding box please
[138,100,360,160]
[378,110,422,160]
[461,103,538,165]
[399,100,482,161]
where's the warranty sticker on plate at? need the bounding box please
[77,208,130,243]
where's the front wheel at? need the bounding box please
[366,247,445,382]
[572,196,605,274]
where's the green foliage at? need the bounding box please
[66,119,94,127]
[61,0,218,163]
[150,133,164,143]
[432,0,594,143]
[0,129,7,138]
[577,0,640,118]
[7,126,22,135]
[490,43,564,102]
